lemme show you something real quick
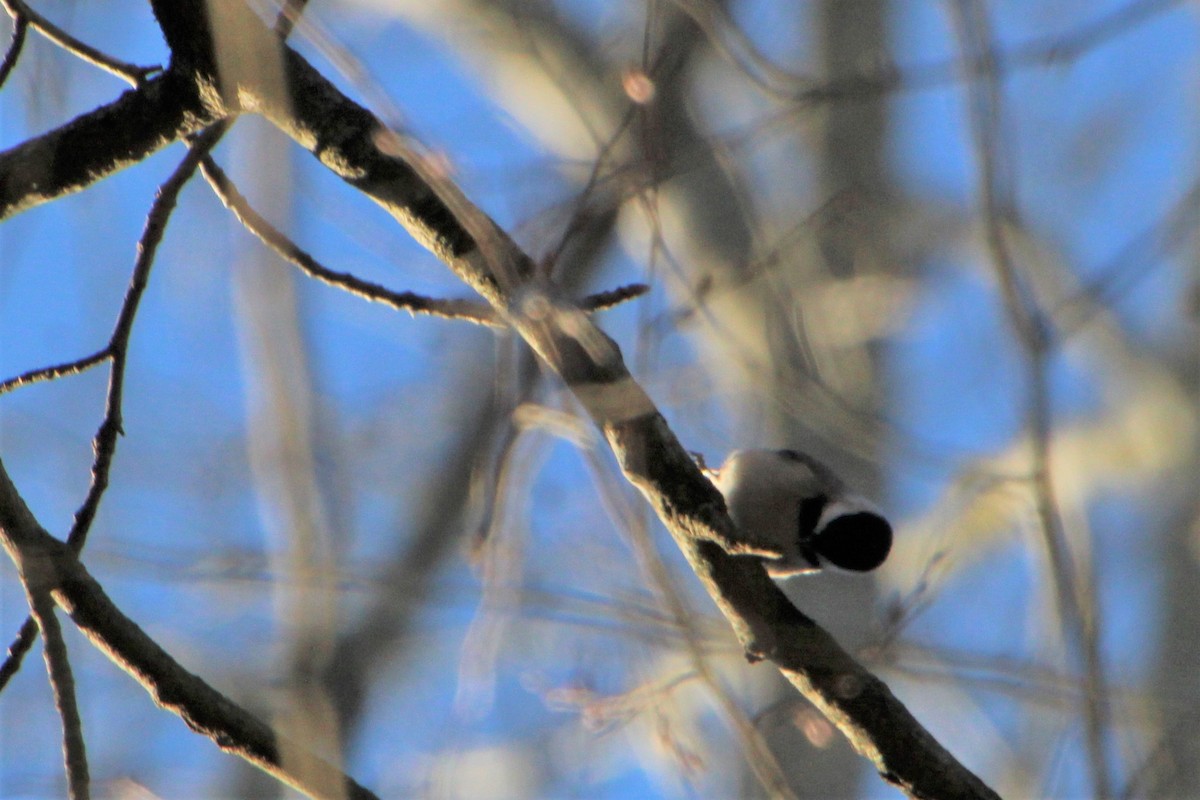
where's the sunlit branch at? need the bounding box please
[0,8,27,89]
[0,351,110,396]
[27,590,90,800]
[0,131,233,696]
[0,70,217,220]
[0,458,381,800]
[0,137,212,698]
[0,0,159,87]
[199,154,501,325]
[199,153,646,326]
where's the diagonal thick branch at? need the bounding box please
[116,3,999,796]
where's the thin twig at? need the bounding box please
[27,588,90,800]
[198,155,497,324]
[0,9,27,89]
[0,142,212,694]
[0,0,158,87]
[1055,180,1200,337]
[0,350,109,396]
[0,617,36,692]
[199,154,647,325]
[1006,0,1179,65]
[6,0,307,592]
[0,0,323,767]
[67,141,212,549]
[579,282,650,311]
[948,2,1112,797]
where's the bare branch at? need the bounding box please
[0,0,1174,223]
[0,350,109,396]
[27,589,90,800]
[197,154,497,324]
[199,152,647,325]
[0,69,218,220]
[0,0,317,693]
[67,140,212,548]
[0,8,27,90]
[0,457,380,800]
[579,282,651,312]
[0,617,37,693]
[14,1,1176,794]
[0,137,213,699]
[0,0,158,86]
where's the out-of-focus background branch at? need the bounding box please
[1,1,1197,798]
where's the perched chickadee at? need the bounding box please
[707,449,892,577]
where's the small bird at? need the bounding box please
[707,449,892,577]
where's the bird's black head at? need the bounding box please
[813,512,893,572]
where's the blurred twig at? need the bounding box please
[318,132,637,749]
[192,3,998,787]
[729,0,1184,103]
[949,2,1112,796]
[582,442,800,800]
[1055,180,1200,337]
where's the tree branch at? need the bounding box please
[0,0,158,87]
[0,351,109,396]
[0,1,1002,794]
[0,7,27,90]
[198,152,646,325]
[26,588,90,800]
[0,137,212,694]
[129,5,1000,795]
[0,457,380,800]
[0,69,217,220]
